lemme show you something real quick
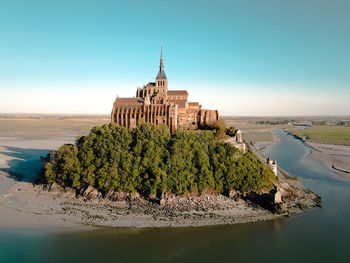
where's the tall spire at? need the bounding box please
[156,43,167,79]
[160,43,164,72]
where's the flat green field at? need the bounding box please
[291,126,350,146]
[0,115,109,136]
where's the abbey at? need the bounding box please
[111,47,219,132]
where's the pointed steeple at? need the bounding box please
[156,43,167,79]
[160,44,164,71]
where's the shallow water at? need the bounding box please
[1,129,350,263]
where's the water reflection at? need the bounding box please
[45,221,286,263]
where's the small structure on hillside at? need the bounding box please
[267,157,278,176]
[225,129,246,153]
[40,150,57,173]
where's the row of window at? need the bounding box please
[116,116,169,125]
[140,88,166,96]
[169,96,186,100]
[157,80,166,86]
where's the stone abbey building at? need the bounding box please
[111,47,219,132]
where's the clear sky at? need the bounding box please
[0,0,349,116]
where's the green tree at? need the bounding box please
[44,122,277,196]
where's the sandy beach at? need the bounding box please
[0,135,80,230]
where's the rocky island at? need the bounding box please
[37,122,321,227]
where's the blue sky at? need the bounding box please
[0,0,349,115]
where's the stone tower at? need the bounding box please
[267,157,278,176]
[155,45,168,95]
[111,46,219,132]
[235,130,243,143]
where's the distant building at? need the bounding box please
[111,46,219,132]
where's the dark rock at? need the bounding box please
[83,186,102,200]
[128,192,140,202]
[229,190,236,199]
[111,191,128,201]
[104,190,114,200]
[63,187,76,198]
[49,183,64,193]
[159,198,166,206]
[313,194,322,207]
[149,193,156,200]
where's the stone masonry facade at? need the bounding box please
[111,47,219,132]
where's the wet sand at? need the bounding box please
[308,142,350,177]
[250,128,350,179]
[0,135,81,231]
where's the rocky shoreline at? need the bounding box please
[28,171,321,228]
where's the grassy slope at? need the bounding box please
[291,126,350,146]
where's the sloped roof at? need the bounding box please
[167,90,188,96]
[156,70,167,80]
[114,97,144,105]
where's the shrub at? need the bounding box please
[44,123,276,196]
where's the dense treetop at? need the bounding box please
[44,122,277,197]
